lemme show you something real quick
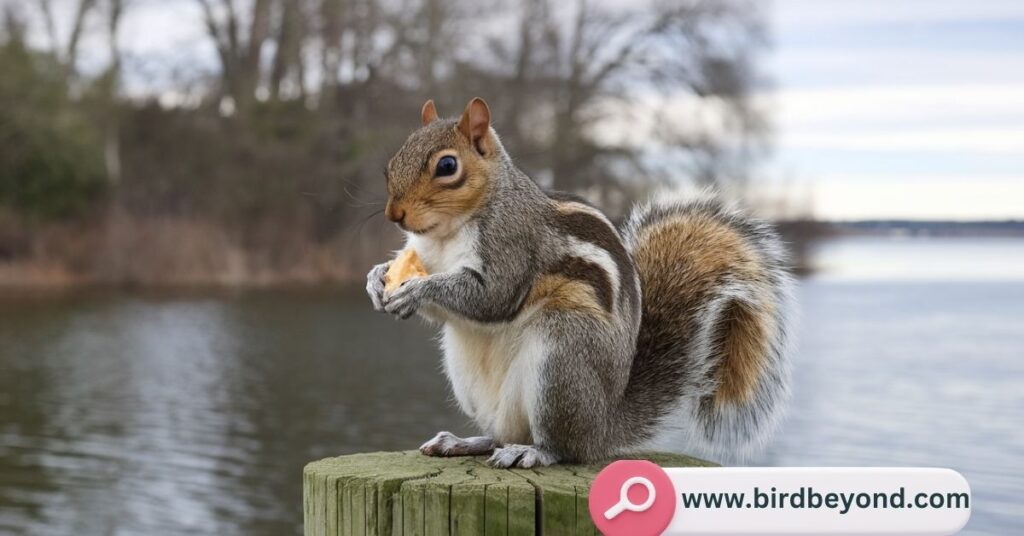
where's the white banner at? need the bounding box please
[588,461,971,536]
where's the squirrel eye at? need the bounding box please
[435,155,458,178]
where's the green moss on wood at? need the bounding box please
[303,450,715,536]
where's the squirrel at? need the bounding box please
[366,97,793,468]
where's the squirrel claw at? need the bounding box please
[487,444,559,468]
[365,262,390,312]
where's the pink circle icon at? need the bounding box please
[588,460,676,536]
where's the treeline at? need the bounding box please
[0,0,769,286]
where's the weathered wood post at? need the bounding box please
[304,450,715,535]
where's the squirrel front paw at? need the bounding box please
[365,262,390,311]
[487,444,559,468]
[383,277,426,320]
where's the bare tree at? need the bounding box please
[196,0,273,113]
[269,0,307,101]
[66,0,98,70]
[480,0,769,197]
[31,0,100,75]
[645,0,770,190]
[318,0,344,98]
[101,0,125,185]
[35,0,59,52]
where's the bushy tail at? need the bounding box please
[618,193,794,461]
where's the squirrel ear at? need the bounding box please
[421,100,438,126]
[457,97,491,155]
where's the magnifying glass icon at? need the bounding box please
[603,476,657,520]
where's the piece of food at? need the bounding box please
[384,249,427,292]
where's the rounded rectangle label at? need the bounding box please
[589,463,971,536]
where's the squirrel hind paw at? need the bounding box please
[487,444,559,468]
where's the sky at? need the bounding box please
[768,0,1024,220]
[19,0,1024,221]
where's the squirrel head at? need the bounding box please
[384,97,497,238]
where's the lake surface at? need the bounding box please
[1,236,1022,535]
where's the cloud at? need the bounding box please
[769,48,1024,88]
[771,85,1024,127]
[785,128,1024,153]
[775,0,1024,28]
[770,82,1024,217]
[767,1,1024,218]
[812,177,1024,220]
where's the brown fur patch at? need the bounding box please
[633,213,772,405]
[524,274,608,318]
[634,213,761,284]
[714,299,773,405]
[548,256,614,312]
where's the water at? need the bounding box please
[1,237,1022,535]
[0,291,468,535]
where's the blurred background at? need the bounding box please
[0,0,1021,534]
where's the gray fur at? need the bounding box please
[368,120,792,467]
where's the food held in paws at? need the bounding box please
[384,249,427,292]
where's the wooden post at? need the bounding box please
[304,450,716,535]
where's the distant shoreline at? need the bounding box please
[816,220,1024,238]
[2,221,1020,290]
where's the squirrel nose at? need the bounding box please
[385,202,406,225]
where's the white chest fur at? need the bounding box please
[404,222,481,275]
[441,317,546,444]
[406,222,546,445]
